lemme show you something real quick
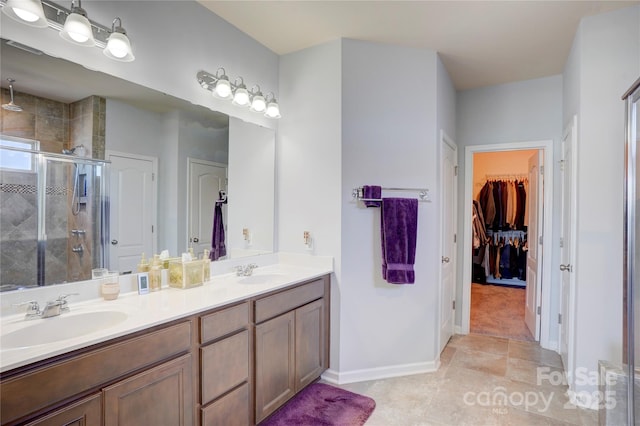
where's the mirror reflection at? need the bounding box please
[0,38,275,291]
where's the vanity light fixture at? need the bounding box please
[264,93,281,119]
[2,0,48,28]
[103,17,134,62]
[59,0,94,46]
[0,0,135,62]
[196,70,281,119]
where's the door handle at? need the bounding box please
[442,256,450,263]
[560,264,572,272]
[111,239,118,245]
[193,237,199,243]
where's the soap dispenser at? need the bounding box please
[137,253,150,273]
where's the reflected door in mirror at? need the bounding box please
[188,159,227,258]
[109,153,155,274]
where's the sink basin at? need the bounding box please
[238,273,288,285]
[1,311,128,349]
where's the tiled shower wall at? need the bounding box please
[0,89,105,287]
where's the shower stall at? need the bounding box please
[0,135,109,290]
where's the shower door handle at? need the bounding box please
[111,239,118,245]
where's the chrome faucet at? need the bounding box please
[14,294,78,320]
[233,263,259,276]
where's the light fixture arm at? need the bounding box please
[111,16,126,35]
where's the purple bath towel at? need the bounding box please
[210,202,226,261]
[381,198,418,284]
[362,185,382,208]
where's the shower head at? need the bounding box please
[2,79,23,112]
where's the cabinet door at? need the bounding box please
[25,394,102,426]
[254,311,295,423]
[103,354,193,426]
[295,299,326,391]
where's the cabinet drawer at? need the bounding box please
[1,321,192,425]
[254,279,325,323]
[201,330,249,405]
[200,302,249,344]
[201,383,249,426]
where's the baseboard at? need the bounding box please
[321,360,440,385]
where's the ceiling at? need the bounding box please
[199,0,638,90]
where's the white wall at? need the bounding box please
[563,5,640,401]
[456,75,563,344]
[278,40,343,370]
[0,1,278,130]
[340,39,441,375]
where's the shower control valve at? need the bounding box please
[13,301,41,319]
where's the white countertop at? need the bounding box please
[0,260,332,373]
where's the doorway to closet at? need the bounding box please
[471,149,538,341]
[461,141,554,348]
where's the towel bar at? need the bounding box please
[352,186,431,202]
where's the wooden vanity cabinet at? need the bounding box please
[0,320,193,426]
[254,276,330,423]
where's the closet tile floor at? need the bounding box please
[471,282,534,342]
[330,334,597,426]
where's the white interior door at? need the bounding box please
[525,151,543,340]
[108,153,155,274]
[188,159,227,257]
[560,116,578,379]
[440,135,457,352]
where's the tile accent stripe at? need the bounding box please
[0,183,68,195]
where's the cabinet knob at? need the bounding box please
[111,239,118,245]
[442,256,450,263]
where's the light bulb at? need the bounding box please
[13,8,39,22]
[107,38,127,58]
[215,79,232,98]
[265,101,281,118]
[233,88,250,106]
[60,10,95,46]
[250,95,266,113]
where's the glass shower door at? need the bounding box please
[624,76,640,425]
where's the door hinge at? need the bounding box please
[558,313,562,324]
[537,306,541,315]
[452,300,456,310]
[539,235,543,245]
[454,166,458,176]
[152,225,154,233]
[559,160,565,172]
[540,165,544,175]
[152,172,155,181]
[454,234,457,243]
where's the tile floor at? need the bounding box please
[332,334,599,425]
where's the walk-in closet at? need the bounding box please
[470,149,540,341]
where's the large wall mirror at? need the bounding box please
[0,38,275,292]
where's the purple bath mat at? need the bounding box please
[260,382,376,426]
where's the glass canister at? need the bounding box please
[203,249,211,282]
[149,255,162,291]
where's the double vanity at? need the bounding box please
[0,257,332,426]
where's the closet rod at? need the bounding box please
[352,186,431,202]
[484,173,528,180]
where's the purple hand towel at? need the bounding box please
[210,202,226,261]
[381,198,418,284]
[363,185,381,208]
